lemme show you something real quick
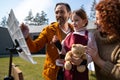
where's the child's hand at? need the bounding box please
[56,59,65,67]
[71,56,83,66]
[52,35,59,43]
[52,35,62,51]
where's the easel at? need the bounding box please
[4,39,23,80]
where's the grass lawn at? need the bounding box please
[0,56,96,80]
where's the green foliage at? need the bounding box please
[24,10,34,22]
[80,4,85,10]
[24,10,49,26]
[89,0,96,20]
[0,16,7,27]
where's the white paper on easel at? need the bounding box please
[7,9,37,64]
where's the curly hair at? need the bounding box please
[95,0,120,37]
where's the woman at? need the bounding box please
[87,0,120,80]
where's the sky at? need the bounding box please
[0,0,99,24]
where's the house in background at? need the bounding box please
[0,21,96,56]
[0,25,46,56]
[0,27,14,56]
[87,20,97,32]
[28,25,46,54]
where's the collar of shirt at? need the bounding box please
[59,26,71,34]
[73,27,87,36]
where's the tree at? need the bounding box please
[24,10,49,26]
[33,13,41,25]
[24,10,34,24]
[80,4,85,10]
[0,16,7,27]
[33,11,49,25]
[39,11,48,25]
[89,0,96,20]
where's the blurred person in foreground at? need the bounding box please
[87,0,120,80]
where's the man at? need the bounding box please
[20,2,73,80]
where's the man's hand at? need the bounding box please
[20,23,29,39]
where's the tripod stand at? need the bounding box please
[4,39,22,80]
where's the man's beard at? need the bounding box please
[57,17,66,26]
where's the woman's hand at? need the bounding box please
[87,47,105,68]
[86,47,98,62]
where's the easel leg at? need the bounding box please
[4,48,16,80]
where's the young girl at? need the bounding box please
[53,8,97,80]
